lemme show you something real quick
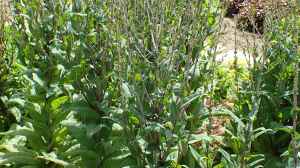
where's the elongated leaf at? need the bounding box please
[218,148,236,167]
[189,145,205,168]
[51,96,69,110]
[37,152,75,168]
[0,152,41,166]
[253,127,274,140]
[180,93,202,110]
[8,107,21,122]
[199,108,245,127]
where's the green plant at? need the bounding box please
[1,0,300,167]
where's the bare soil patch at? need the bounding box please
[0,0,11,22]
[216,17,262,66]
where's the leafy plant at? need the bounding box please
[0,0,300,168]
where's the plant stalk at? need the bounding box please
[293,61,299,168]
[293,1,299,166]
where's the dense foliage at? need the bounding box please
[0,0,299,168]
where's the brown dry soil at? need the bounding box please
[0,0,11,22]
[216,0,293,65]
[219,17,262,54]
[216,17,262,66]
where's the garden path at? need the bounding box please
[216,17,263,66]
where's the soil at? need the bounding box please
[0,0,11,22]
[216,17,263,66]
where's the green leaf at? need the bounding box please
[166,147,179,162]
[8,98,25,107]
[180,93,202,110]
[0,126,45,150]
[189,145,205,168]
[51,96,69,110]
[32,73,44,87]
[121,82,132,98]
[66,101,100,122]
[37,152,75,168]
[198,107,245,128]
[253,127,274,140]
[21,166,40,168]
[0,152,41,166]
[86,124,106,138]
[218,148,236,167]
[247,155,264,168]
[8,107,21,122]
[276,126,293,134]
[188,134,213,144]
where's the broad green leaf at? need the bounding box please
[66,101,100,122]
[51,96,69,110]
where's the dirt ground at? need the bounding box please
[216,17,263,66]
[0,0,11,22]
[219,17,262,53]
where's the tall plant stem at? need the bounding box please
[234,15,238,91]
[240,24,263,168]
[293,62,299,168]
[293,1,299,167]
[0,0,4,56]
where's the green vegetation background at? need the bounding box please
[0,0,300,168]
